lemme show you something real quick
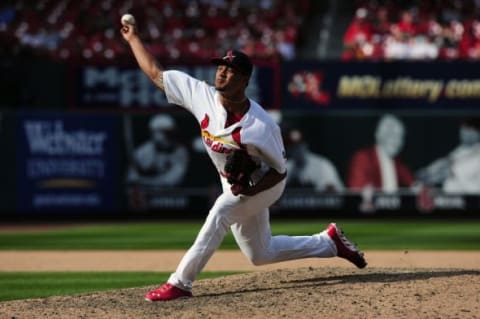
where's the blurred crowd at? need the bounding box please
[343,0,480,60]
[0,0,310,62]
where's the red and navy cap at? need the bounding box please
[211,50,253,77]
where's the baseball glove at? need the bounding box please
[224,149,258,195]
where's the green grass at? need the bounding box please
[0,271,235,302]
[1,220,479,302]
[0,220,479,250]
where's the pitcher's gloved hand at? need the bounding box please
[224,150,257,196]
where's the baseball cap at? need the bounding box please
[211,50,253,77]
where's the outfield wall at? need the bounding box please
[1,58,480,218]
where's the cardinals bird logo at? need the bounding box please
[201,114,209,129]
[224,50,236,62]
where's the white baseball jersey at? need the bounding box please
[163,70,286,184]
[162,70,340,292]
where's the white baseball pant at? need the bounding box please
[168,177,337,291]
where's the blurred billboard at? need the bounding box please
[1,60,480,217]
[71,62,279,110]
[283,61,480,110]
[16,113,120,212]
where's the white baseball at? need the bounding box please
[121,13,136,26]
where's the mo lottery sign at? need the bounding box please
[282,61,480,110]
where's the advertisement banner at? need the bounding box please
[123,113,218,213]
[123,111,480,216]
[73,63,279,110]
[282,61,480,110]
[16,113,119,212]
[275,112,480,214]
[7,110,480,216]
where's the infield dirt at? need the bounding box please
[1,250,480,319]
[1,267,479,319]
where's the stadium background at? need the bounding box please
[1,0,480,218]
[1,1,480,316]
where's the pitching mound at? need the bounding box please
[1,267,479,319]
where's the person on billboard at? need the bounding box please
[127,114,189,186]
[348,114,414,192]
[417,118,480,194]
[285,127,344,192]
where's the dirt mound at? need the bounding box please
[1,267,479,319]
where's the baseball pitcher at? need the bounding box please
[120,17,366,302]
